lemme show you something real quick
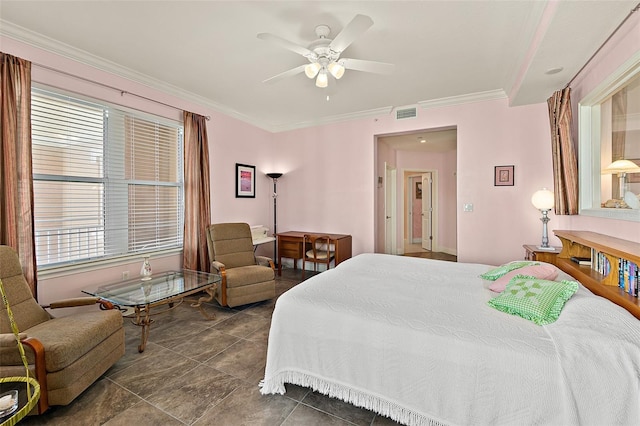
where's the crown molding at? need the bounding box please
[418,89,507,110]
[269,106,395,133]
[2,20,509,134]
[0,20,273,131]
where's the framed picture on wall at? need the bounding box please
[416,182,422,199]
[494,165,514,186]
[236,163,256,198]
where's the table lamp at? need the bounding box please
[531,188,555,250]
[602,159,640,199]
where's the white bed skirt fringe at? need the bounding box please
[259,371,449,426]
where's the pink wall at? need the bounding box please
[269,120,377,255]
[2,10,638,305]
[262,94,551,265]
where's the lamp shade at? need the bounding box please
[315,70,328,88]
[328,61,345,79]
[304,62,321,79]
[266,172,283,179]
[602,159,640,174]
[531,188,554,210]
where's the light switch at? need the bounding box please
[463,203,473,212]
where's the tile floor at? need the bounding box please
[20,267,408,426]
[403,244,457,262]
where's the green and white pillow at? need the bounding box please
[487,275,579,325]
[479,261,540,281]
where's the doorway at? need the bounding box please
[406,171,434,253]
[375,126,457,257]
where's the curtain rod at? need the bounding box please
[32,62,211,120]
[566,2,640,88]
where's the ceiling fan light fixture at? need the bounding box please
[316,70,328,88]
[304,62,321,79]
[328,61,345,79]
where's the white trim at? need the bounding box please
[269,106,395,133]
[1,21,271,130]
[37,248,182,279]
[577,49,640,222]
[418,90,507,110]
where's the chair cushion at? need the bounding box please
[306,250,334,260]
[0,275,51,333]
[207,223,256,269]
[0,309,123,372]
[0,246,51,332]
[225,265,274,288]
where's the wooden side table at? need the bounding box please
[523,244,561,265]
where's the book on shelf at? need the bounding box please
[570,256,592,266]
[618,259,639,297]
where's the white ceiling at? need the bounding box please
[0,1,637,135]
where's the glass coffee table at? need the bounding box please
[83,270,220,352]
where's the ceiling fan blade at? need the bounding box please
[262,64,307,84]
[340,58,395,75]
[329,14,374,53]
[257,33,315,58]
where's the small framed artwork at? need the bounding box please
[236,163,256,198]
[416,182,422,199]
[494,165,514,186]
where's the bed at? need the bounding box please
[260,253,640,426]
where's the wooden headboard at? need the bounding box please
[553,230,640,320]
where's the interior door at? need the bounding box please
[421,173,433,250]
[384,164,397,255]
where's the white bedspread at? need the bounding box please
[260,253,640,426]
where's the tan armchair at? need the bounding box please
[206,223,276,307]
[0,245,125,414]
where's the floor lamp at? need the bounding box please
[267,173,283,264]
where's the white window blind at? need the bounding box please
[31,87,184,268]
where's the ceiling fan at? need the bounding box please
[257,14,395,88]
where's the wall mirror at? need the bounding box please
[579,52,640,222]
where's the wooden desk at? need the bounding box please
[276,231,352,276]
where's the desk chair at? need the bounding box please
[302,234,334,278]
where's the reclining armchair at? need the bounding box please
[206,223,276,307]
[0,245,125,414]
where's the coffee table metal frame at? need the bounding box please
[83,270,220,352]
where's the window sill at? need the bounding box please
[37,248,183,279]
[579,208,640,223]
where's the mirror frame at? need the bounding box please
[578,50,640,222]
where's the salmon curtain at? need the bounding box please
[183,111,211,272]
[547,87,579,215]
[0,52,37,295]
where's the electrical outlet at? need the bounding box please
[122,271,129,280]
[463,203,474,212]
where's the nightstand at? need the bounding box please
[523,244,561,266]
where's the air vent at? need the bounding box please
[395,107,417,120]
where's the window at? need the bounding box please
[31,87,184,268]
[578,54,640,222]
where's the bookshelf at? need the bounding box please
[553,230,640,320]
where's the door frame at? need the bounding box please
[384,163,397,255]
[401,168,438,253]
[421,172,433,251]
